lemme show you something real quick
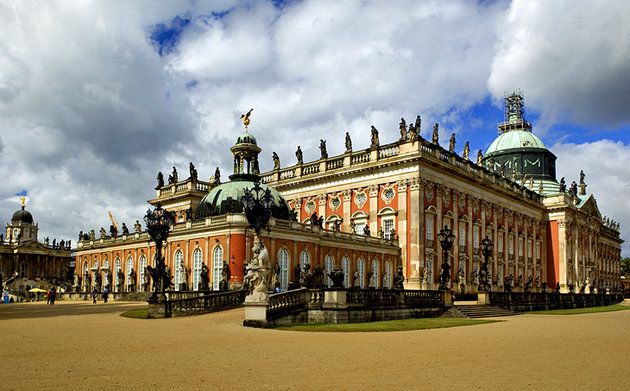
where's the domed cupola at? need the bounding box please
[195,110,291,220]
[482,92,559,194]
[12,205,34,225]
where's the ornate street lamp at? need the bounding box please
[479,236,493,292]
[144,203,175,303]
[437,225,455,290]
[241,181,274,234]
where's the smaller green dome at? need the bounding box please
[486,130,547,155]
[235,132,257,146]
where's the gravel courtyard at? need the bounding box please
[1,300,628,390]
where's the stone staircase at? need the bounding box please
[442,304,518,319]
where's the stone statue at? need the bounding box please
[333,220,341,232]
[345,132,352,153]
[462,141,470,160]
[378,227,384,238]
[408,123,416,140]
[363,225,371,236]
[243,238,272,302]
[320,139,328,159]
[579,170,585,185]
[449,133,456,153]
[78,231,83,242]
[214,167,221,184]
[168,166,178,184]
[399,117,407,141]
[559,177,566,192]
[352,270,361,288]
[569,181,578,196]
[109,224,118,238]
[142,267,151,291]
[458,268,465,286]
[350,221,356,234]
[293,264,302,287]
[222,261,231,287]
[74,274,81,289]
[200,262,209,290]
[189,162,198,182]
[476,150,483,165]
[94,271,102,288]
[156,171,164,190]
[327,267,345,288]
[128,268,136,290]
[389,228,396,240]
[313,264,324,288]
[134,220,141,233]
[272,152,280,169]
[431,123,439,144]
[116,269,124,286]
[89,229,95,240]
[471,264,479,285]
[84,269,90,286]
[99,227,106,239]
[394,266,404,289]
[289,209,298,222]
[296,146,303,164]
[370,126,379,149]
[121,223,129,236]
[179,260,188,290]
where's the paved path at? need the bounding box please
[1,300,629,390]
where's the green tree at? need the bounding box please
[621,258,630,276]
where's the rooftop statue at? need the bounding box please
[408,123,417,140]
[240,108,253,129]
[449,133,456,153]
[399,118,407,141]
[345,132,352,153]
[569,181,578,197]
[559,177,566,192]
[272,152,280,169]
[476,150,483,165]
[134,220,142,233]
[579,170,585,185]
[168,166,178,184]
[320,139,328,159]
[295,146,303,164]
[189,162,198,182]
[121,223,129,236]
[462,141,470,160]
[214,167,221,184]
[432,123,439,144]
[370,126,380,149]
[155,171,164,190]
[414,115,421,134]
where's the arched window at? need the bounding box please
[174,250,183,290]
[126,257,134,288]
[357,258,365,288]
[325,255,334,288]
[138,256,146,287]
[384,261,393,289]
[114,257,121,287]
[371,259,379,288]
[212,246,223,290]
[300,250,311,270]
[342,257,350,288]
[193,249,202,291]
[278,249,289,291]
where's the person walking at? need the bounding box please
[91,287,98,304]
[102,287,109,304]
[46,289,51,305]
[50,286,57,306]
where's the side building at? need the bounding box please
[74,129,401,294]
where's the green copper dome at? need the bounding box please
[195,179,290,219]
[235,131,257,146]
[485,130,548,155]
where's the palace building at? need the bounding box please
[74,126,401,294]
[74,93,622,295]
[1,199,74,291]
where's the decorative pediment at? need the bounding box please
[577,194,602,220]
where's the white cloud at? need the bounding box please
[553,140,630,253]
[488,0,630,130]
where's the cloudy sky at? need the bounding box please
[1,0,630,254]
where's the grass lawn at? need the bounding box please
[120,308,149,319]
[527,304,630,315]
[275,317,502,332]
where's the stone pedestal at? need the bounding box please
[243,301,268,328]
[148,302,167,319]
[323,290,347,308]
[477,292,491,305]
[443,290,453,306]
[407,277,421,290]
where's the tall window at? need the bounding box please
[473,226,480,249]
[371,259,379,288]
[139,256,146,287]
[115,258,121,281]
[382,218,394,240]
[425,215,434,241]
[527,240,533,258]
[354,221,366,235]
[498,234,504,253]
[103,259,110,287]
[518,238,524,257]
[535,242,541,260]
[459,222,466,247]
[508,235,514,255]
[342,257,350,288]
[384,261,393,289]
[126,258,133,288]
[193,249,202,291]
[300,250,311,270]
[325,255,334,288]
[357,258,365,288]
[174,250,183,290]
[278,249,289,291]
[212,246,223,290]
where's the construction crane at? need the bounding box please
[108,211,118,231]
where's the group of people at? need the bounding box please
[91,286,109,304]
[46,286,57,305]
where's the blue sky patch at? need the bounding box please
[150,15,192,57]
